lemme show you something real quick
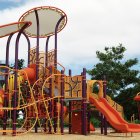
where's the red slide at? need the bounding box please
[89,95,140,133]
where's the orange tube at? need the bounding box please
[21,67,35,80]
[20,64,36,84]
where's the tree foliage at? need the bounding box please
[87,44,139,96]
[11,59,25,70]
[87,44,140,119]
[17,59,25,69]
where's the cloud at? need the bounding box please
[0,0,26,10]
[0,0,140,76]
[0,0,22,2]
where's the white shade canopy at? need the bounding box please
[18,6,67,38]
[0,21,31,38]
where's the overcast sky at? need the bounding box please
[0,0,140,76]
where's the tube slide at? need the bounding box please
[89,94,140,133]
[20,64,36,84]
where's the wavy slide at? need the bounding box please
[89,94,140,133]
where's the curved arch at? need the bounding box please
[54,16,65,68]
[13,22,31,135]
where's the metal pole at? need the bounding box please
[87,103,90,134]
[68,69,72,134]
[100,113,104,134]
[48,66,52,133]
[54,98,57,133]
[5,34,14,67]
[103,75,107,135]
[34,9,40,133]
[82,68,87,135]
[60,70,64,134]
[3,33,14,135]
[22,32,31,65]
[54,16,65,69]
[49,66,56,133]
[34,9,40,79]
[13,23,29,136]
[137,102,140,120]
[45,36,50,68]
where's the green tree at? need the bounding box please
[114,86,140,119]
[17,59,25,69]
[87,44,140,119]
[11,59,25,69]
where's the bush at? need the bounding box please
[134,119,140,124]
[90,117,100,127]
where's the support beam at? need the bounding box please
[45,36,50,68]
[82,68,87,135]
[54,16,65,68]
[3,33,14,135]
[60,70,64,134]
[48,66,52,133]
[68,69,72,134]
[100,113,104,134]
[34,9,40,133]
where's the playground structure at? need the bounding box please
[0,6,140,136]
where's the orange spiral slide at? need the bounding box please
[89,94,140,133]
[20,64,36,84]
